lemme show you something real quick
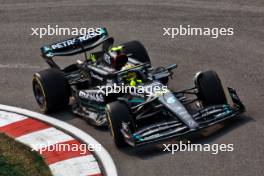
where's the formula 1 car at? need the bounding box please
[32,27,245,147]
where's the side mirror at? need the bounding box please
[165,64,177,71]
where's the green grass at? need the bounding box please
[0,133,52,176]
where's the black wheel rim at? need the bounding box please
[33,82,45,108]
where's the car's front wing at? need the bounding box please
[121,87,245,146]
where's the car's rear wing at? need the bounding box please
[41,27,109,58]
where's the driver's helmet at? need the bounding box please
[104,46,128,70]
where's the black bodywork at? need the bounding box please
[39,28,245,146]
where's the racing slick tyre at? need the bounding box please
[196,70,227,105]
[106,101,134,147]
[122,41,151,64]
[32,68,70,113]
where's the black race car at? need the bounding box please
[32,28,245,147]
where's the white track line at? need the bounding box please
[49,155,101,176]
[0,63,41,69]
[0,104,117,176]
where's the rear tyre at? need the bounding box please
[196,70,227,105]
[32,68,70,113]
[122,41,151,64]
[106,101,134,147]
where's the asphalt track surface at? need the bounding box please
[0,0,263,176]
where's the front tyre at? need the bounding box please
[32,68,70,113]
[106,101,134,147]
[196,70,227,105]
